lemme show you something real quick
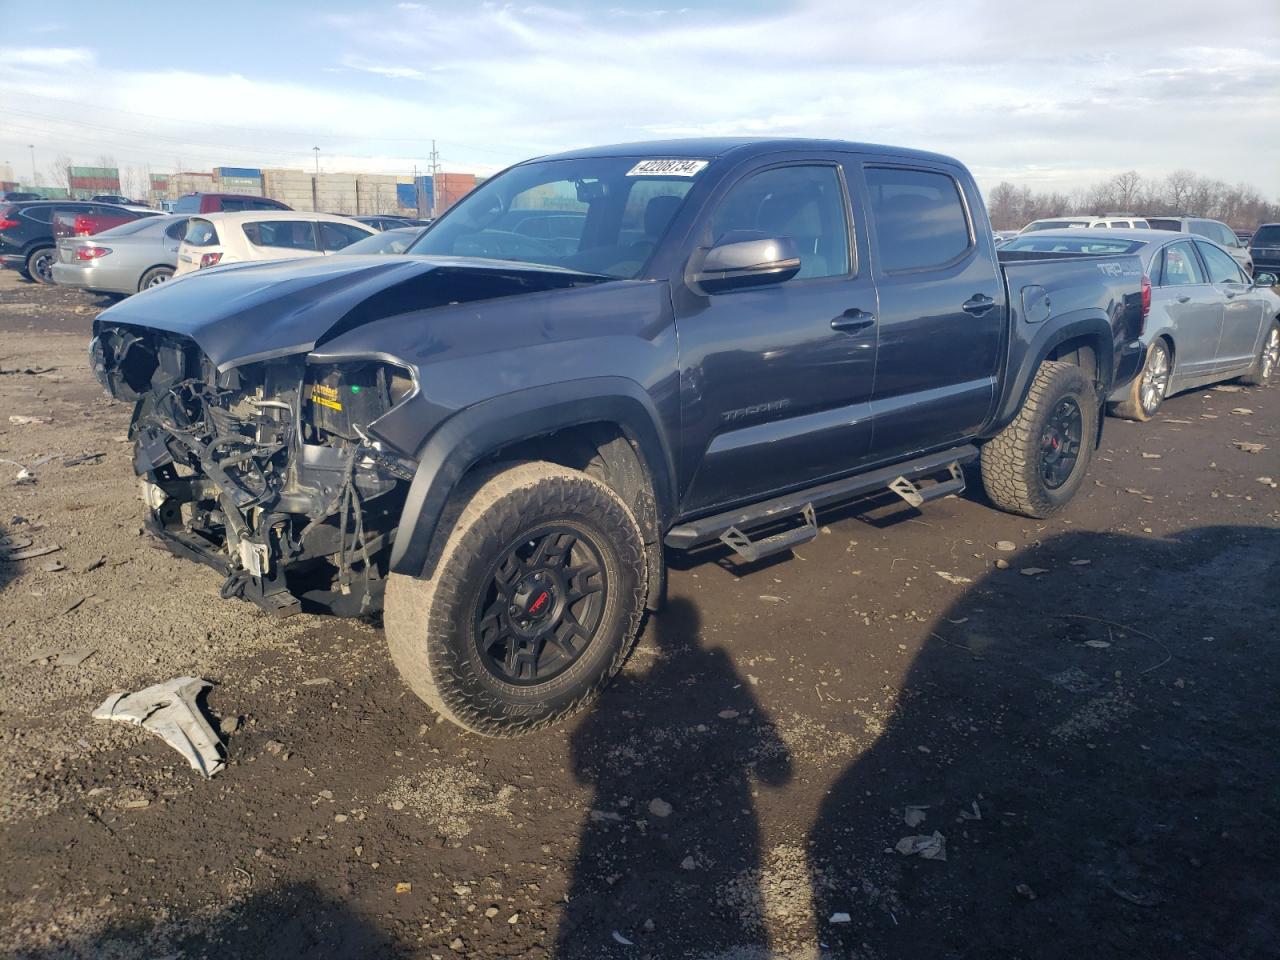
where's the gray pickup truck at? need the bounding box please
[90,138,1147,735]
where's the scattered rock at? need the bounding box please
[1084,640,1111,649]
[1016,882,1037,900]
[1233,441,1266,454]
[680,856,696,870]
[590,809,622,822]
[1020,567,1049,576]
[220,716,241,736]
[935,571,972,585]
[611,930,634,946]
[829,912,852,923]
[507,913,520,924]
[718,709,739,719]
[395,881,412,894]
[484,906,499,919]
[904,805,928,827]
[1069,559,1092,566]
[995,540,1017,552]
[1257,477,1276,488]
[648,798,673,818]
[1140,452,1162,459]
[8,415,52,425]
[995,558,1010,570]
[1230,408,1253,415]
[449,937,464,951]
[453,884,471,896]
[758,595,784,604]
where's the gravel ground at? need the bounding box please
[1,268,1277,959]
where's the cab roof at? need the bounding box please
[530,137,957,167]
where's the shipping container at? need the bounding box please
[396,183,417,210]
[214,166,262,179]
[68,166,118,178]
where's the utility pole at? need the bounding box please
[428,139,440,217]
[313,146,320,175]
[28,144,36,185]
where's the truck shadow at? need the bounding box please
[807,524,1280,958]
[557,596,794,958]
[9,882,396,960]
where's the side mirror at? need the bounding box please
[688,232,802,295]
[1253,272,1277,288]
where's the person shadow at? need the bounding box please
[807,524,1280,959]
[556,596,794,958]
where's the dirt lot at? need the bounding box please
[1,267,1278,959]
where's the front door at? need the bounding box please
[853,162,1004,461]
[674,160,878,515]
[1196,240,1264,371]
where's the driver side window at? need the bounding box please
[710,165,850,279]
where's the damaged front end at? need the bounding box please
[91,324,417,617]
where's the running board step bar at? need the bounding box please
[664,444,978,554]
[888,461,965,508]
[719,503,818,563]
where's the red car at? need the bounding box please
[52,205,159,240]
[173,193,291,214]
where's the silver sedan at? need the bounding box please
[1001,229,1280,420]
[51,215,190,296]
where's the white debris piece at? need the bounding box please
[829,912,852,923]
[894,831,948,861]
[92,677,225,778]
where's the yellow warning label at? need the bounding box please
[310,384,343,411]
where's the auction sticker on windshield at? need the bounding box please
[627,159,709,177]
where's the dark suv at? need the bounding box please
[1249,223,1280,279]
[174,193,291,214]
[0,200,148,283]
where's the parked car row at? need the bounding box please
[1001,228,1279,419]
[0,200,160,283]
[1016,213,1258,275]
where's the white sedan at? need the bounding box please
[175,211,376,276]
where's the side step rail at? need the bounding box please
[665,444,978,554]
[719,503,817,563]
[888,461,965,508]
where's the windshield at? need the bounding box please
[1002,235,1145,255]
[407,157,704,278]
[336,227,423,255]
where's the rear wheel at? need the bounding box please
[384,461,647,737]
[1111,338,1170,421]
[138,266,173,291]
[981,360,1097,518]
[1239,320,1279,386]
[26,247,55,284]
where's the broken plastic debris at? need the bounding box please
[903,805,928,827]
[92,677,225,778]
[894,831,947,861]
[611,930,635,946]
[935,571,972,585]
[994,540,1017,552]
[829,912,852,923]
[1233,441,1266,454]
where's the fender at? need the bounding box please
[389,377,678,579]
[984,308,1117,436]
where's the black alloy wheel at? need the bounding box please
[1040,397,1083,490]
[475,525,608,685]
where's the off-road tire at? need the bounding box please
[26,246,55,284]
[384,461,647,737]
[981,360,1097,518]
[1111,338,1170,421]
[1238,320,1279,386]
[138,266,173,291]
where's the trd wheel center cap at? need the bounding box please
[512,573,559,628]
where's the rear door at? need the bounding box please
[850,160,1003,460]
[240,219,324,261]
[674,157,879,513]
[1151,239,1222,379]
[1196,240,1265,371]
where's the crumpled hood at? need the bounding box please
[94,254,607,370]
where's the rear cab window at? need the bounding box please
[864,166,972,273]
[242,220,319,250]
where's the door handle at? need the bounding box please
[831,308,876,333]
[1176,295,1191,303]
[962,294,996,315]
[1225,290,1237,299]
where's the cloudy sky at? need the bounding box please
[0,0,1276,195]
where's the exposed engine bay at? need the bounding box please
[90,324,417,616]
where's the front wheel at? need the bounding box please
[1239,320,1279,386]
[384,461,647,737]
[981,360,1098,518]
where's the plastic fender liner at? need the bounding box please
[389,378,677,580]
[987,310,1115,437]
